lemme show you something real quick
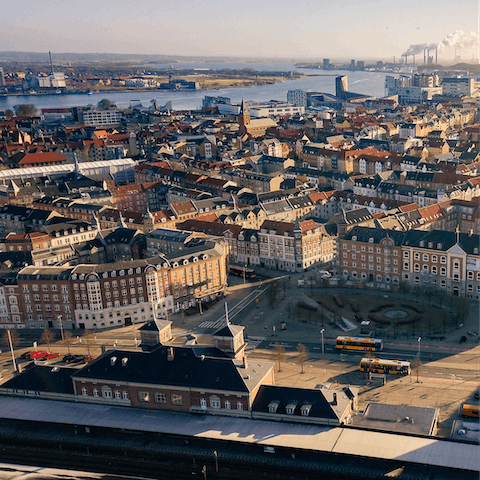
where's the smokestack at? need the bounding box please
[424,49,426,64]
[435,49,438,64]
[49,51,54,75]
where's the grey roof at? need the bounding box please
[352,402,439,436]
[0,397,477,472]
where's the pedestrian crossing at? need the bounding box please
[197,319,227,330]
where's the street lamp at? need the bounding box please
[57,315,64,342]
[213,450,218,472]
[320,329,325,355]
[243,265,246,285]
[417,336,422,357]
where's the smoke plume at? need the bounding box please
[402,30,479,57]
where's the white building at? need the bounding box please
[287,90,307,107]
[79,108,123,127]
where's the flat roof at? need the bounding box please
[0,396,477,472]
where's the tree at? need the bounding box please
[15,104,37,118]
[273,343,286,372]
[40,329,55,352]
[64,331,73,354]
[5,109,14,120]
[411,356,422,383]
[82,328,93,356]
[297,344,309,374]
[1,329,20,349]
[97,99,112,109]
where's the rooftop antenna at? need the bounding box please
[49,51,54,75]
[225,302,230,325]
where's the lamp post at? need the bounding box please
[320,329,325,355]
[213,450,218,472]
[417,336,421,357]
[243,265,246,285]
[57,315,64,342]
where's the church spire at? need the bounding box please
[238,98,250,129]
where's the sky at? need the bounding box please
[0,0,478,60]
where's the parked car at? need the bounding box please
[20,352,32,360]
[83,356,94,363]
[45,352,60,360]
[29,351,49,359]
[63,354,86,364]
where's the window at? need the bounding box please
[224,400,231,409]
[403,251,409,258]
[171,393,183,405]
[236,401,243,410]
[138,391,150,402]
[414,253,420,260]
[440,267,446,276]
[102,386,112,398]
[122,391,129,400]
[431,255,437,263]
[115,390,121,399]
[210,396,221,409]
[81,387,88,396]
[414,264,420,272]
[155,392,166,404]
[93,388,99,397]
[423,254,429,262]
[440,256,446,264]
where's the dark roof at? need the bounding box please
[1,365,76,395]
[72,346,252,393]
[251,385,345,420]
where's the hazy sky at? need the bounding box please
[1,0,478,59]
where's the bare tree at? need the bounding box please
[64,331,73,354]
[297,344,309,374]
[82,328,93,356]
[40,329,55,352]
[1,329,20,349]
[273,343,286,372]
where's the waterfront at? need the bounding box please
[0,66,393,112]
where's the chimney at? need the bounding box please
[167,347,174,361]
[332,393,337,405]
[469,229,473,236]
[243,355,248,369]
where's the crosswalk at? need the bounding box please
[197,319,227,330]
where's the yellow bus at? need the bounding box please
[462,404,479,418]
[359,357,411,375]
[335,336,383,352]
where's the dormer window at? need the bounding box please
[268,401,280,413]
[285,403,297,415]
[301,404,312,416]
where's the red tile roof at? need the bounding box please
[17,152,67,165]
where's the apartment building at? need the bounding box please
[258,219,336,272]
[14,239,228,330]
[339,226,480,299]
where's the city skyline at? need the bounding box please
[1,0,478,60]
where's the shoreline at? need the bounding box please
[1,75,305,98]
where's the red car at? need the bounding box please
[45,352,60,360]
[29,351,49,359]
